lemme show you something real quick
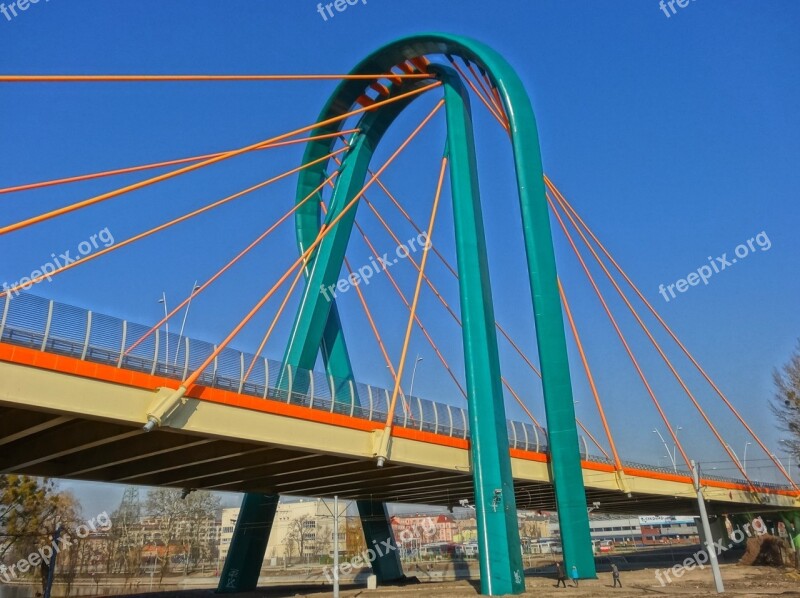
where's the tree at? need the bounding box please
[109,487,142,581]
[771,340,800,459]
[0,475,58,561]
[177,491,220,573]
[144,488,220,579]
[0,476,81,595]
[345,518,365,558]
[42,492,82,597]
[315,522,332,562]
[285,515,315,563]
[145,488,185,581]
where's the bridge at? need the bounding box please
[1,33,798,596]
[2,292,796,514]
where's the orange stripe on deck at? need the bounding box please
[0,342,468,449]
[0,341,798,498]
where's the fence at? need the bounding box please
[0,293,545,450]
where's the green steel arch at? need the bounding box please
[220,34,594,596]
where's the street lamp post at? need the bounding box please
[771,454,790,482]
[653,428,677,473]
[409,355,423,397]
[174,281,200,366]
[726,445,743,473]
[743,442,752,475]
[158,293,169,365]
[579,435,589,461]
[333,495,339,598]
[672,426,683,468]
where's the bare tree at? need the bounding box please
[36,491,81,596]
[178,491,220,573]
[109,486,142,582]
[0,475,59,562]
[771,340,800,459]
[145,488,184,581]
[285,515,315,564]
[345,518,365,558]
[315,522,332,562]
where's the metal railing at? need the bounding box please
[0,293,544,448]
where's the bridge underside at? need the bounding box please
[0,406,686,514]
[1,355,796,516]
[0,404,731,515]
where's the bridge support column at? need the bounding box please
[783,514,800,569]
[438,64,525,595]
[217,493,279,593]
[356,500,406,582]
[696,514,729,556]
[279,79,430,587]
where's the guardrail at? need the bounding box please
[0,293,547,448]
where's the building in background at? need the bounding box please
[548,514,699,547]
[220,498,360,566]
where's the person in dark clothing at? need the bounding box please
[555,561,567,588]
[611,562,622,587]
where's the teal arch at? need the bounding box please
[221,33,595,596]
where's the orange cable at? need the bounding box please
[341,252,413,418]
[242,265,306,385]
[1,147,348,301]
[465,61,506,121]
[359,193,552,430]
[575,419,611,461]
[317,197,412,416]
[367,173,543,378]
[0,74,432,83]
[446,59,509,132]
[483,73,506,120]
[546,192,693,472]
[369,172,458,278]
[0,130,359,196]
[350,217,467,400]
[355,160,609,453]
[363,196,462,321]
[383,156,448,432]
[122,168,341,355]
[546,175,798,491]
[0,81,441,236]
[559,279,621,469]
[179,100,444,392]
[551,191,753,484]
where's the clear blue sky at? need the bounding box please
[1,1,798,514]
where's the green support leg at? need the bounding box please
[217,493,279,593]
[778,512,800,568]
[357,500,406,581]
[281,88,425,585]
[433,64,525,595]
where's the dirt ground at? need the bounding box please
[293,565,800,597]
[129,564,800,597]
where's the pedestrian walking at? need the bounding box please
[555,561,567,588]
[571,564,579,587]
[611,562,622,587]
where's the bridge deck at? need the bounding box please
[0,294,797,515]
